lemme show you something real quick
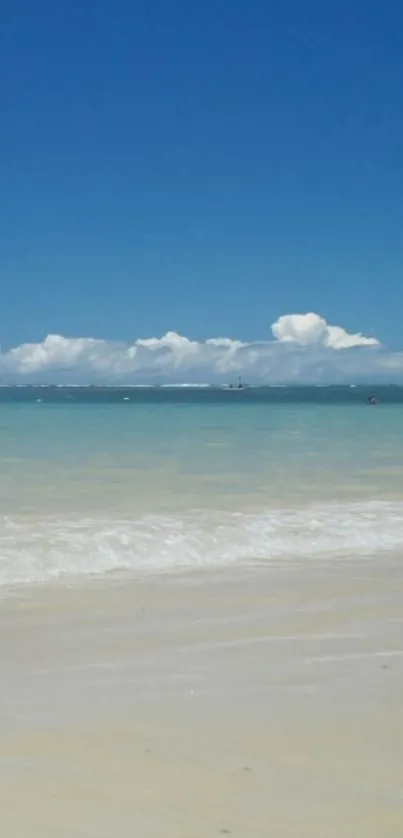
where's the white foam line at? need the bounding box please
[305,650,403,663]
[179,632,366,652]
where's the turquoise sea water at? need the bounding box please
[1,387,403,586]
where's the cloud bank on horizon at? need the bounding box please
[0,312,400,384]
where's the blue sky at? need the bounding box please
[2,0,402,371]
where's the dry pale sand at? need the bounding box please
[0,557,402,837]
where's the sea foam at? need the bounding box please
[0,500,403,588]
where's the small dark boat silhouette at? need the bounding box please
[223,376,248,390]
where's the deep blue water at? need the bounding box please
[0,385,400,404]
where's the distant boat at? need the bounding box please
[222,376,248,391]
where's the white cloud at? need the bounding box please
[0,312,396,385]
[271,312,379,348]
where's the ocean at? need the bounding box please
[1,385,403,588]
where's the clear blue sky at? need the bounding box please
[2,0,402,349]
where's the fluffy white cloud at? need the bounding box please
[0,312,397,385]
[271,312,379,348]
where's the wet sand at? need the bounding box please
[0,557,402,837]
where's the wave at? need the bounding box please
[0,501,403,587]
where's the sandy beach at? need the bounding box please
[0,557,402,837]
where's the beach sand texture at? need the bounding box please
[0,559,402,837]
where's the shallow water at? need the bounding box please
[0,387,402,586]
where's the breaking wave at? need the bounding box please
[1,501,403,587]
